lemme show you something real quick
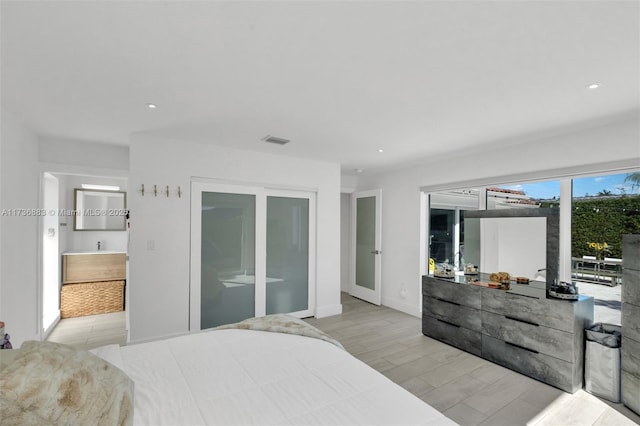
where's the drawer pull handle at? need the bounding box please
[505,315,539,327]
[437,319,460,328]
[436,297,461,306]
[505,341,539,354]
[505,292,540,300]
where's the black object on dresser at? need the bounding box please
[622,235,640,414]
[422,275,594,393]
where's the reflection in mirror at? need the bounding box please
[464,208,559,289]
[464,216,546,279]
[74,189,127,231]
[428,189,479,269]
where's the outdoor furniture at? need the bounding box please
[572,256,623,286]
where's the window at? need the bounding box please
[486,181,560,210]
[428,189,479,270]
[571,171,640,324]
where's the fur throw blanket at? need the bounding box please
[215,314,345,350]
[0,341,133,426]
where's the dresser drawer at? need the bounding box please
[622,268,640,306]
[622,370,640,415]
[482,290,574,333]
[422,314,481,356]
[422,276,481,309]
[423,295,481,331]
[482,334,578,393]
[622,302,640,343]
[62,252,127,284]
[481,311,573,362]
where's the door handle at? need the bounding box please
[371,250,381,255]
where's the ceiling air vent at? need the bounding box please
[262,135,290,145]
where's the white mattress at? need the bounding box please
[110,329,456,425]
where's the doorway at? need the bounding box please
[350,189,382,305]
[42,172,129,349]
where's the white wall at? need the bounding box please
[128,135,342,343]
[39,137,129,170]
[0,108,40,347]
[356,115,640,317]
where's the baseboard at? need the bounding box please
[316,304,343,318]
[381,296,421,318]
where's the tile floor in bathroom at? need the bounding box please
[46,311,127,351]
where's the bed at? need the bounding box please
[1,315,457,426]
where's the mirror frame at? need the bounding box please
[73,188,127,231]
[464,208,559,291]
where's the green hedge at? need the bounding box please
[572,195,640,258]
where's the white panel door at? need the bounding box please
[350,189,382,305]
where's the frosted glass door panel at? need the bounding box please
[356,196,376,290]
[266,196,309,314]
[201,192,255,329]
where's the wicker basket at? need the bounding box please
[61,280,125,319]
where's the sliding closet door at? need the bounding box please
[191,183,315,331]
[191,183,260,330]
[265,191,315,317]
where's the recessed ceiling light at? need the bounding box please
[354,169,364,173]
[146,103,157,109]
[378,149,384,153]
[586,83,600,90]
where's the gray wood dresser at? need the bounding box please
[423,275,594,393]
[622,235,640,414]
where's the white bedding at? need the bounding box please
[104,329,456,426]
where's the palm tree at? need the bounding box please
[624,172,640,190]
[597,189,612,196]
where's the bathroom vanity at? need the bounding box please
[422,274,594,393]
[61,252,126,318]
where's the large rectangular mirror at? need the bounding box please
[74,189,127,231]
[463,208,559,290]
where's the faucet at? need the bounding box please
[97,241,102,251]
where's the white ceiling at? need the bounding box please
[2,1,638,174]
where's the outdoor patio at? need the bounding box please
[575,280,622,325]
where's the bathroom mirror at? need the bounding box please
[463,208,559,289]
[74,189,127,231]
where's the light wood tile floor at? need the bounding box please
[305,293,640,426]
[46,311,127,351]
[45,295,639,425]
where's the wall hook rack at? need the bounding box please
[139,184,183,199]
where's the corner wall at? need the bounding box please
[357,115,640,317]
[128,135,342,343]
[0,108,40,347]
